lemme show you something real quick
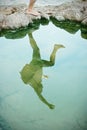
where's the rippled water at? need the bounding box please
[0,21,87,130]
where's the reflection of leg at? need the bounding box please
[42,44,65,67]
[50,44,65,64]
[28,33,41,59]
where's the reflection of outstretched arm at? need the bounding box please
[42,44,65,67]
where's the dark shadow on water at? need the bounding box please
[0,18,49,39]
[0,17,87,39]
[0,115,12,130]
[50,17,87,39]
[20,30,65,109]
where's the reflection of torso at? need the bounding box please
[21,59,43,85]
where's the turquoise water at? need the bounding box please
[0,22,87,130]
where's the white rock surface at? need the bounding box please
[0,0,87,30]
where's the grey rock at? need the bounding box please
[82,17,87,25]
[0,0,87,30]
[54,15,65,21]
[5,12,30,29]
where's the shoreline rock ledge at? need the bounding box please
[0,0,87,30]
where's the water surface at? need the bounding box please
[0,22,87,130]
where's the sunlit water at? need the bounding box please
[0,22,87,130]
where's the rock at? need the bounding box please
[5,12,31,29]
[55,15,65,21]
[0,0,87,30]
[82,17,87,24]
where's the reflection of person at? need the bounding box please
[20,32,64,109]
[26,0,40,16]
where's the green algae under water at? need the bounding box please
[0,19,87,130]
